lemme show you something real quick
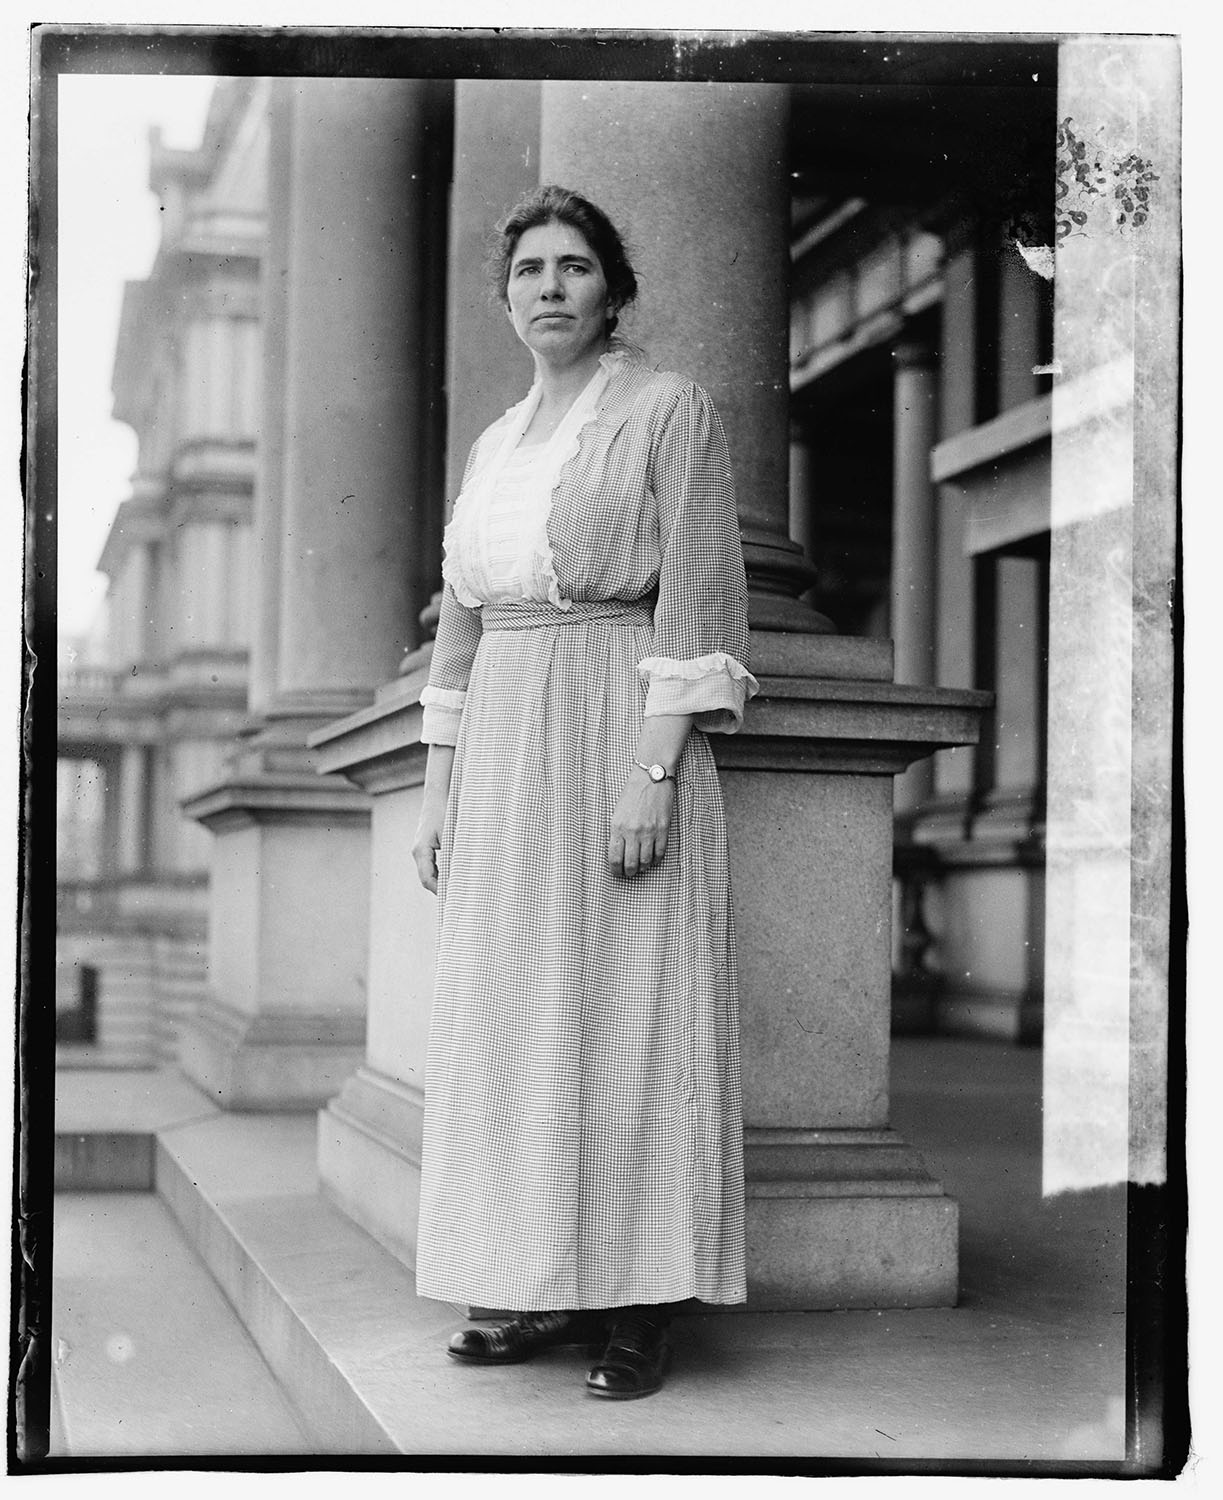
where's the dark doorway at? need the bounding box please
[56,964,99,1046]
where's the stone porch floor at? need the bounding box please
[50,1037,1131,1468]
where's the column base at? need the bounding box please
[741,525,834,635]
[317,1066,423,1269]
[748,591,838,634]
[744,1127,959,1309]
[179,994,365,1111]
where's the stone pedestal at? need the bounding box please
[310,671,433,1261]
[718,637,989,1307]
[311,643,989,1307]
[180,772,370,1109]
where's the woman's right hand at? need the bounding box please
[413,744,457,895]
[412,808,446,894]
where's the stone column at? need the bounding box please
[116,744,147,873]
[933,241,982,804]
[272,78,426,717]
[100,747,123,878]
[246,77,292,721]
[128,541,154,663]
[443,80,543,501]
[540,82,829,636]
[788,425,816,597]
[891,341,939,814]
[183,79,442,1109]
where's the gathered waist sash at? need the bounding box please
[480,599,654,633]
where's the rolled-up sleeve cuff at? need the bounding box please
[637,652,760,734]
[420,685,466,746]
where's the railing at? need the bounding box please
[57,875,210,931]
[58,666,121,697]
[57,881,120,924]
[891,844,942,1035]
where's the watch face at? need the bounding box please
[650,764,665,782]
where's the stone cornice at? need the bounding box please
[720,680,991,774]
[932,392,1052,484]
[58,673,250,734]
[96,497,164,577]
[190,991,366,1050]
[182,772,371,831]
[308,671,429,794]
[308,657,987,785]
[755,678,991,711]
[168,441,257,498]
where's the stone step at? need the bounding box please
[53,1048,1128,1460]
[158,1113,888,1458]
[52,1193,311,1457]
[55,1067,219,1191]
[152,1112,432,1453]
[55,1132,155,1192]
[149,1108,1125,1461]
[55,1045,156,1073]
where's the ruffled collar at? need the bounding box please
[512,347,628,443]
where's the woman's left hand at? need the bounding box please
[608,773,675,878]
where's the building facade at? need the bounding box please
[56,79,267,1066]
[787,82,1057,1043]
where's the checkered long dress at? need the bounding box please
[415,350,755,1311]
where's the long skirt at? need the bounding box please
[415,598,746,1311]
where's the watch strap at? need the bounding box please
[633,757,675,782]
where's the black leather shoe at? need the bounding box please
[448,1310,601,1365]
[585,1309,672,1399]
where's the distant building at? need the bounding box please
[56,79,266,1066]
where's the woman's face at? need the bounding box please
[505,219,614,367]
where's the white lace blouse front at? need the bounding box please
[458,442,558,605]
[441,357,613,611]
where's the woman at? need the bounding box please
[411,185,757,1401]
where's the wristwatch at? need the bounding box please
[633,757,675,783]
